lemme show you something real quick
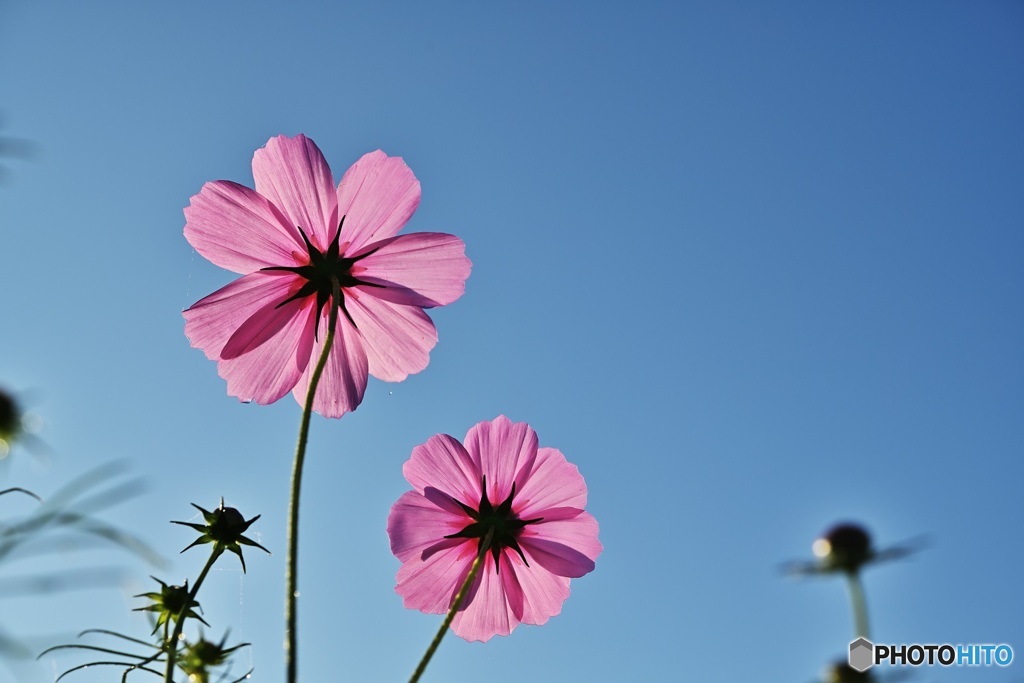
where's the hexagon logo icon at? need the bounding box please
[849,637,874,672]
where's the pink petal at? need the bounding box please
[184,180,306,274]
[214,303,315,404]
[353,233,471,308]
[521,512,602,578]
[464,416,539,506]
[402,434,481,507]
[252,135,338,250]
[387,490,468,563]
[290,310,368,418]
[396,541,477,615]
[185,274,318,405]
[450,553,517,642]
[344,290,438,382]
[221,295,307,360]
[184,271,303,361]
[507,559,571,627]
[514,447,588,519]
[499,555,526,622]
[336,150,421,252]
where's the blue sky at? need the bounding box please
[1,1,1022,682]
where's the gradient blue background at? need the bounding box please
[1,2,1021,682]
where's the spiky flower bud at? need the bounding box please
[178,633,249,683]
[134,576,209,635]
[172,499,269,572]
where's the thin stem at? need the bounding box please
[845,570,871,640]
[409,530,495,683]
[285,278,340,683]
[164,546,223,682]
[0,487,44,503]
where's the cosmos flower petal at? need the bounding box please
[216,299,317,405]
[402,434,480,505]
[354,233,471,308]
[252,135,339,250]
[387,490,467,562]
[396,542,476,615]
[184,271,302,361]
[508,556,571,626]
[336,150,421,251]
[345,291,437,382]
[514,447,588,518]
[521,513,602,578]
[451,554,516,642]
[184,180,305,273]
[421,485,476,517]
[464,416,538,504]
[222,296,305,360]
[290,309,368,418]
[499,555,527,621]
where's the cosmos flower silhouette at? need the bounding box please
[183,135,471,417]
[387,416,602,641]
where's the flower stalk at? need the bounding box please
[409,528,494,683]
[164,546,222,682]
[285,277,340,683]
[845,570,871,640]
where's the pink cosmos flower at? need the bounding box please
[183,135,471,418]
[387,416,602,642]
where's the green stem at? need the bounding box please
[164,546,223,682]
[409,530,494,683]
[285,279,340,683]
[845,570,871,640]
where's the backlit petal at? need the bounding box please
[354,233,471,308]
[336,151,420,252]
[507,556,571,626]
[521,512,602,578]
[290,310,368,418]
[387,490,468,562]
[216,298,316,405]
[184,271,302,361]
[514,447,588,518]
[396,542,476,615]
[450,553,516,642]
[184,180,305,273]
[464,416,538,505]
[252,135,338,250]
[403,434,481,507]
[345,290,437,382]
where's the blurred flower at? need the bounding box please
[784,522,923,576]
[388,416,602,642]
[172,500,268,572]
[813,523,872,573]
[0,386,50,462]
[0,388,18,458]
[817,659,913,683]
[134,576,208,634]
[183,134,471,417]
[821,661,874,683]
[177,633,250,683]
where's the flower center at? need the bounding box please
[261,216,383,336]
[445,476,543,572]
